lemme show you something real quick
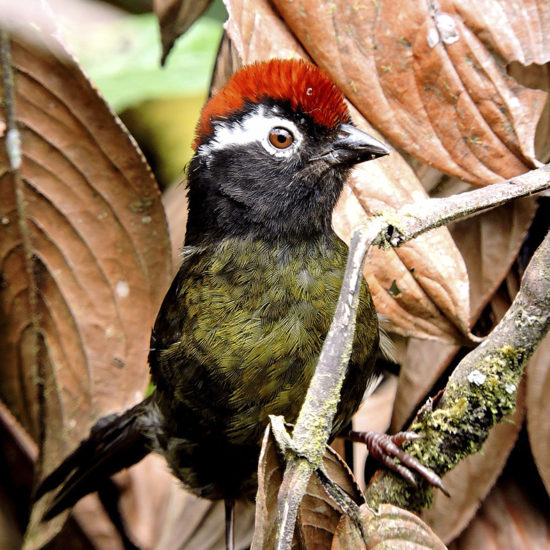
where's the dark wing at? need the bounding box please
[148,248,203,386]
[35,397,154,520]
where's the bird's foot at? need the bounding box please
[346,430,449,496]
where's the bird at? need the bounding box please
[35,58,442,549]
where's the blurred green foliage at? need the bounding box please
[64,1,226,187]
[67,3,224,112]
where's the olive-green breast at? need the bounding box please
[151,232,379,448]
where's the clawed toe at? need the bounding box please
[346,430,449,496]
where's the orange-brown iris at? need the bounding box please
[268,127,294,149]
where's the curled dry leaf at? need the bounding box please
[224,0,472,342]
[162,180,188,267]
[209,31,242,99]
[331,513,366,550]
[0,14,171,547]
[508,61,550,164]
[448,476,550,550]
[154,0,213,65]
[333,503,446,550]
[252,426,363,550]
[224,0,309,63]
[526,333,550,496]
[365,503,446,550]
[272,0,549,185]
[422,379,526,543]
[252,427,284,550]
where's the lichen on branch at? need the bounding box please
[365,226,550,512]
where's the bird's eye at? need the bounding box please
[268,127,294,149]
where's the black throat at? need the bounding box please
[184,145,348,246]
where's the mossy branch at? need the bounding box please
[272,164,550,549]
[364,226,550,511]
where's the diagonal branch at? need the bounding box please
[365,224,550,511]
[272,164,550,548]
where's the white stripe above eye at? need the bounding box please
[197,104,303,159]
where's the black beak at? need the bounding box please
[315,123,390,166]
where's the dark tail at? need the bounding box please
[35,396,156,520]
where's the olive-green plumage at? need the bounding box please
[150,234,378,499]
[36,59,391,522]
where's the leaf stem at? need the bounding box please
[1,32,42,439]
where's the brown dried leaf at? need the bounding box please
[508,61,550,164]
[331,513,366,550]
[451,198,538,322]
[154,0,213,65]
[422,379,526,543]
[209,31,242,98]
[225,0,473,343]
[154,495,254,550]
[448,476,550,550]
[272,0,548,185]
[1,28,171,453]
[224,0,309,63]
[162,179,188,266]
[362,503,446,550]
[526,333,550,496]
[252,427,287,550]
[334,158,470,341]
[0,16,171,547]
[391,340,459,432]
[252,426,363,550]
[451,0,550,66]
[332,503,447,550]
[391,197,537,430]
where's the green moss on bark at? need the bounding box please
[366,345,525,512]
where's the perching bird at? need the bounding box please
[36,58,441,548]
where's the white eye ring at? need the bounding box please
[198,106,303,160]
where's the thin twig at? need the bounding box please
[389,165,550,241]
[1,32,18,164]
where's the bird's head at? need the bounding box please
[186,58,389,244]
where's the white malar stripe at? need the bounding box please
[198,105,303,160]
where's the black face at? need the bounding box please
[184,100,388,245]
